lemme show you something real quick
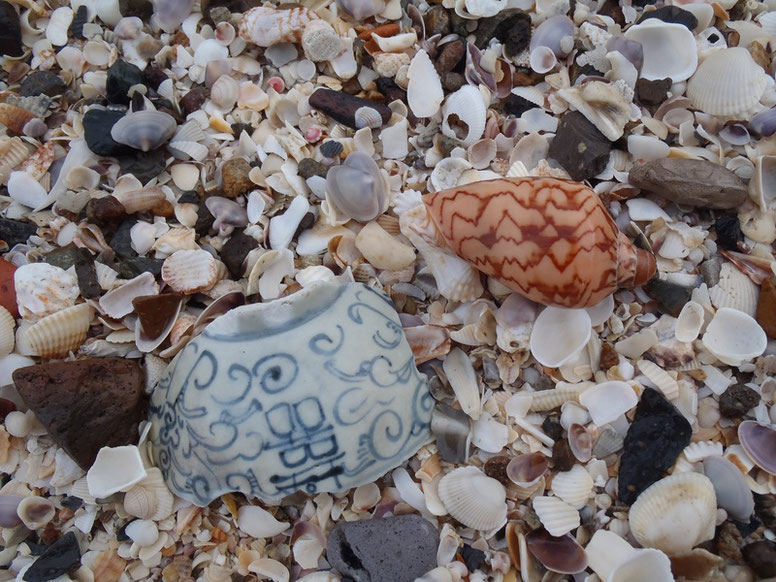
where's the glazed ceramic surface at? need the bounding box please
[148,282,433,505]
[423,177,657,308]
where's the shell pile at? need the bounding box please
[0,0,775,580]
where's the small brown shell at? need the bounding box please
[90,549,126,582]
[0,103,36,134]
[26,303,93,358]
[113,186,172,215]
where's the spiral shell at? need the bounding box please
[0,103,36,135]
[239,6,320,47]
[422,177,657,308]
[26,303,93,358]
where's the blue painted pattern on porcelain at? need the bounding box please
[148,282,433,505]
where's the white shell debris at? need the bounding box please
[530,307,591,368]
[86,446,148,498]
[443,347,481,420]
[701,307,767,367]
[407,50,444,118]
[237,505,290,538]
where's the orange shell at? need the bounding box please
[423,177,657,308]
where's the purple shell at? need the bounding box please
[530,15,575,58]
[205,197,249,230]
[750,107,776,137]
[0,495,24,528]
[606,36,644,72]
[738,421,776,476]
[719,123,751,146]
[153,0,196,33]
[568,423,593,462]
[507,452,549,486]
[526,528,588,574]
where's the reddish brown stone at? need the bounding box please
[0,258,17,317]
[12,358,147,469]
[756,278,776,339]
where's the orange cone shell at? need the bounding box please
[422,177,656,308]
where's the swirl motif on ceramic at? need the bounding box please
[422,177,657,308]
[148,282,433,506]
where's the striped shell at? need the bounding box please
[532,496,580,537]
[123,468,174,521]
[238,6,320,47]
[0,305,15,356]
[113,186,169,215]
[422,177,657,308]
[26,303,93,358]
[637,360,679,400]
[438,466,508,531]
[161,249,219,295]
[550,464,594,509]
[0,103,36,134]
[529,382,589,412]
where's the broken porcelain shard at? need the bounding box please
[422,177,657,308]
[149,281,433,505]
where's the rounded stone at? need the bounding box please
[20,71,68,97]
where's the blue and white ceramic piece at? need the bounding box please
[148,282,433,505]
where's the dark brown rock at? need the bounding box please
[629,158,749,209]
[548,111,612,181]
[719,384,761,418]
[308,89,392,130]
[298,157,328,179]
[756,278,776,339]
[220,230,258,278]
[742,540,776,577]
[86,196,126,225]
[180,86,208,115]
[483,455,510,485]
[424,5,450,37]
[599,342,620,370]
[435,38,465,74]
[553,439,575,472]
[220,158,253,198]
[716,521,743,561]
[541,415,563,440]
[635,78,671,107]
[73,248,101,300]
[13,358,147,469]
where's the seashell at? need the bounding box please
[530,46,558,74]
[403,325,450,364]
[592,425,623,458]
[125,519,158,547]
[83,39,111,66]
[14,263,79,321]
[336,0,385,20]
[162,250,219,295]
[749,154,776,211]
[578,381,637,426]
[467,139,497,171]
[675,301,704,343]
[529,382,589,412]
[531,15,574,57]
[610,549,674,582]
[0,104,36,135]
[558,81,632,142]
[237,505,289,538]
[708,262,759,316]
[568,423,593,462]
[99,272,159,319]
[46,6,73,46]
[407,49,443,119]
[550,464,594,509]
[326,151,388,222]
[134,294,184,353]
[422,177,657,308]
[0,306,14,356]
[628,472,717,555]
[7,171,48,209]
[206,197,249,233]
[738,421,776,476]
[443,347,481,420]
[16,496,55,529]
[438,466,508,531]
[26,303,93,358]
[355,222,415,271]
[153,0,195,33]
[441,85,487,147]
[170,164,200,192]
[111,110,177,153]
[0,495,24,528]
[353,106,384,130]
[750,107,776,138]
[301,18,342,63]
[530,307,591,367]
[86,445,148,498]
[113,186,169,215]
[702,456,754,521]
[210,75,240,110]
[687,48,770,118]
[239,6,320,47]
[636,360,678,400]
[124,468,174,521]
[701,307,766,366]
[526,528,587,575]
[507,452,549,487]
[624,20,697,82]
[532,496,580,537]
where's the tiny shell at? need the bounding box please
[443,347,481,419]
[46,7,73,46]
[624,20,697,82]
[636,360,678,400]
[113,186,169,215]
[701,307,767,366]
[568,423,593,462]
[17,496,55,529]
[111,110,178,152]
[403,325,450,364]
[26,303,93,358]
[87,445,148,498]
[442,85,487,147]
[7,171,48,208]
[355,222,415,271]
[738,421,776,476]
[407,49,443,119]
[162,249,219,295]
[123,468,175,521]
[438,466,508,531]
[0,103,36,135]
[210,75,240,110]
[532,496,580,537]
[507,452,549,487]
[675,301,704,343]
[530,307,591,368]
[558,81,632,141]
[628,472,716,555]
[237,505,290,538]
[578,381,637,425]
[550,464,594,509]
[239,6,320,47]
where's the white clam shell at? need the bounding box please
[125,519,159,547]
[210,75,240,110]
[442,85,487,147]
[624,20,697,82]
[0,306,15,356]
[578,380,637,425]
[443,347,481,420]
[532,496,580,537]
[530,307,591,368]
[14,263,79,321]
[26,303,93,358]
[87,445,148,498]
[628,472,717,555]
[407,49,443,119]
[237,505,289,538]
[438,466,508,531]
[675,300,705,343]
[701,307,767,366]
[99,271,159,319]
[550,464,594,509]
[355,221,415,271]
[8,171,49,209]
[610,549,674,582]
[46,7,73,47]
[326,151,388,222]
[162,249,219,295]
[111,110,178,152]
[687,47,770,118]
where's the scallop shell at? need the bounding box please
[558,81,632,141]
[628,472,716,555]
[437,466,508,531]
[422,177,657,309]
[687,48,770,118]
[123,468,175,521]
[0,306,15,356]
[239,6,320,47]
[162,249,219,295]
[532,496,580,537]
[701,307,767,366]
[623,20,697,82]
[353,106,384,130]
[708,262,759,316]
[578,381,637,426]
[441,85,487,147]
[26,303,93,358]
[550,464,594,509]
[636,360,679,400]
[407,49,444,119]
[683,441,723,463]
[211,75,240,110]
[111,110,178,152]
[530,307,592,367]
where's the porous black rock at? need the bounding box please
[68,4,87,39]
[0,1,23,57]
[742,540,776,577]
[461,545,487,572]
[22,532,81,582]
[221,230,258,278]
[73,248,101,300]
[714,215,744,251]
[495,11,532,57]
[327,515,438,582]
[548,111,612,181]
[0,217,37,247]
[20,71,68,98]
[298,157,328,179]
[635,78,672,107]
[82,109,132,157]
[116,149,166,183]
[618,388,692,504]
[115,257,163,279]
[106,59,143,105]
[637,5,698,30]
[719,384,761,418]
[118,0,153,20]
[504,93,536,118]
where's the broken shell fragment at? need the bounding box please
[701,307,767,366]
[624,20,697,82]
[550,464,594,509]
[530,307,591,368]
[438,466,507,531]
[161,250,219,295]
[17,496,55,529]
[326,151,388,222]
[675,300,704,343]
[738,421,776,476]
[355,222,415,271]
[441,85,487,147]
[532,496,580,537]
[407,49,443,119]
[87,445,148,498]
[579,381,638,426]
[558,81,632,141]
[111,110,177,152]
[26,303,93,358]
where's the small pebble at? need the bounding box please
[756,278,776,339]
[483,455,511,485]
[460,544,487,572]
[220,230,258,278]
[718,384,761,418]
[0,217,38,248]
[0,257,17,317]
[742,540,776,577]
[0,1,23,57]
[298,157,329,178]
[504,93,536,118]
[548,111,612,181]
[68,4,87,39]
[553,439,576,472]
[20,71,68,97]
[541,416,563,440]
[22,531,81,582]
[73,248,101,300]
[599,342,620,370]
[86,196,127,225]
[106,59,144,105]
[116,150,167,183]
[82,109,132,157]
[220,158,253,198]
[116,257,163,279]
[309,88,392,130]
[713,215,744,251]
[180,87,208,115]
[110,220,138,258]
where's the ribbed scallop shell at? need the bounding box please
[687,48,770,118]
[682,441,723,463]
[529,383,589,412]
[123,468,174,521]
[113,186,168,215]
[26,303,93,358]
[239,6,320,47]
[162,249,219,295]
[211,75,240,110]
[0,103,36,134]
[628,472,717,555]
[550,464,594,509]
[0,305,15,356]
[442,85,487,147]
[438,466,508,531]
[636,360,679,400]
[532,496,580,537]
[708,262,759,317]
